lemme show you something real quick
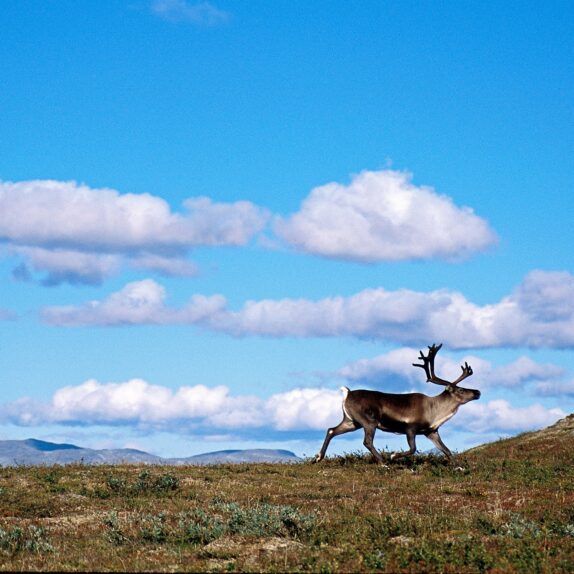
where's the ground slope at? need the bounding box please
[468,413,574,458]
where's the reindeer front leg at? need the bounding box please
[425,430,453,460]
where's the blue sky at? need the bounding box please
[1,0,573,458]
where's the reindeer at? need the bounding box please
[314,343,480,463]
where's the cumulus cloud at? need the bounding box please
[42,279,227,327]
[338,347,426,390]
[265,388,343,431]
[274,170,497,262]
[456,400,566,434]
[41,270,574,349]
[535,379,574,398]
[1,379,565,440]
[0,171,498,284]
[490,356,564,388]
[0,379,342,433]
[151,0,230,26]
[12,246,121,286]
[0,180,268,284]
[338,348,564,390]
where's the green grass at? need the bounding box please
[0,419,573,571]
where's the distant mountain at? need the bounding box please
[0,438,301,467]
[24,438,81,452]
[169,449,300,465]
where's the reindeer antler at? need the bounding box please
[412,343,473,386]
[451,362,473,385]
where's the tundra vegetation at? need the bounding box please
[0,416,573,572]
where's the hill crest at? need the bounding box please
[467,413,574,457]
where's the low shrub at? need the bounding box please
[0,525,54,555]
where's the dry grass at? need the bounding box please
[1,416,573,572]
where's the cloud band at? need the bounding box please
[41,270,574,349]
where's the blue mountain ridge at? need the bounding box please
[24,438,81,451]
[0,438,301,467]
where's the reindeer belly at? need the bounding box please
[376,414,412,434]
[375,398,427,433]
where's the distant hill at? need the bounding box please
[0,438,301,467]
[171,449,300,465]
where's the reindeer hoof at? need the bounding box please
[313,454,323,463]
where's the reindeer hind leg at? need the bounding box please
[363,424,385,464]
[314,418,359,462]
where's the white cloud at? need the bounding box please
[41,270,574,349]
[338,347,423,389]
[41,279,227,327]
[265,388,343,431]
[0,171,497,285]
[0,379,342,433]
[0,180,268,284]
[209,288,444,338]
[274,170,497,262]
[535,379,574,398]
[211,269,574,349]
[338,348,564,390]
[0,180,266,253]
[456,400,566,434]
[489,356,564,388]
[151,0,230,26]
[12,246,121,286]
[515,269,574,321]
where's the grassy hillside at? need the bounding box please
[1,417,573,572]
